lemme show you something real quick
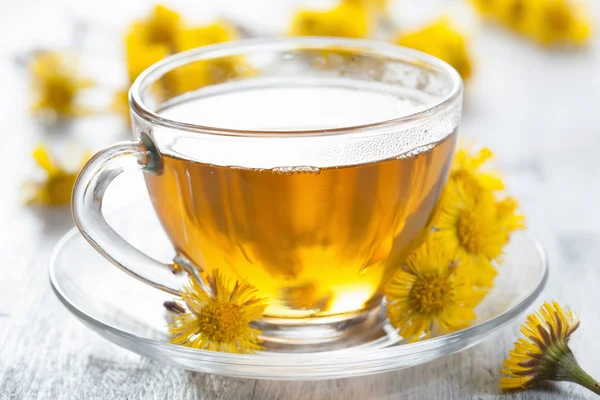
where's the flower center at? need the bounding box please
[47,79,75,111]
[410,273,452,314]
[47,172,77,206]
[546,5,571,33]
[508,0,525,24]
[457,209,487,253]
[197,302,245,342]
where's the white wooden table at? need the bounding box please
[1,1,600,399]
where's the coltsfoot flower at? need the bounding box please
[344,0,389,10]
[385,240,487,341]
[395,18,473,80]
[24,145,89,206]
[129,5,182,49]
[431,146,524,287]
[289,2,370,38]
[523,0,592,46]
[451,147,505,192]
[110,88,130,125]
[432,177,523,287]
[168,270,268,354]
[29,52,93,118]
[122,8,244,102]
[175,21,238,52]
[470,0,592,47]
[125,5,181,83]
[501,301,600,395]
[168,21,252,94]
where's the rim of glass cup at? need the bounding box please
[49,229,547,371]
[129,37,463,138]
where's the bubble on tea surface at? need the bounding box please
[229,165,267,173]
[396,143,435,160]
[272,166,321,176]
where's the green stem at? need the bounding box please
[558,353,600,396]
[568,365,600,395]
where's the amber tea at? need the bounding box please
[144,86,457,319]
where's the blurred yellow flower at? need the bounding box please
[168,21,248,94]
[133,5,182,50]
[175,21,238,52]
[344,0,389,12]
[290,2,370,38]
[125,33,171,84]
[124,5,183,83]
[470,0,592,46]
[111,88,130,125]
[524,0,591,46]
[24,145,89,206]
[169,270,268,354]
[164,62,213,95]
[500,301,600,395]
[29,52,93,118]
[395,18,473,80]
[385,239,487,341]
[123,8,245,101]
[118,7,245,122]
[470,0,498,14]
[431,147,524,288]
[489,0,529,32]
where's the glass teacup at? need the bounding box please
[72,37,462,347]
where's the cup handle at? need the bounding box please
[72,138,185,295]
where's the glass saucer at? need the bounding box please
[49,201,547,380]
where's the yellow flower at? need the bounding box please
[126,34,171,84]
[111,88,130,125]
[290,3,370,38]
[469,0,498,15]
[500,301,600,395]
[452,147,525,231]
[134,5,182,49]
[167,21,250,94]
[395,18,473,80]
[343,0,388,12]
[428,146,524,287]
[523,0,592,46]
[496,196,525,231]
[489,0,529,32]
[24,145,89,206]
[163,62,213,96]
[452,146,505,192]
[29,52,94,118]
[384,240,487,341]
[175,21,238,52]
[126,29,171,84]
[470,0,592,46]
[124,5,182,83]
[432,176,522,287]
[168,270,268,354]
[124,11,246,98]
[471,0,528,33]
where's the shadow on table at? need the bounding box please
[29,206,75,238]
